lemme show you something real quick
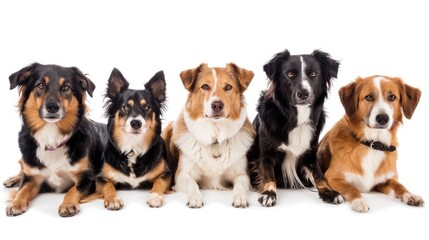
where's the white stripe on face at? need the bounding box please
[203,68,220,117]
[369,77,393,128]
[299,56,313,99]
[210,68,218,97]
[300,56,308,79]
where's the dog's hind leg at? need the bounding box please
[3,159,24,188]
[375,179,424,207]
[6,174,43,216]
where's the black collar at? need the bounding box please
[351,132,396,152]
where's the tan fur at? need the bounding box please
[319,76,423,211]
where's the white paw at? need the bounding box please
[350,198,369,213]
[402,193,424,207]
[147,193,164,208]
[232,193,249,208]
[187,193,203,208]
[258,192,277,207]
[334,195,345,204]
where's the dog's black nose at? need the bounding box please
[130,119,142,130]
[297,89,309,100]
[376,114,389,126]
[211,101,224,113]
[46,101,60,114]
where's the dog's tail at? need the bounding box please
[162,121,179,187]
[80,192,104,203]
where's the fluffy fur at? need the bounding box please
[163,63,255,208]
[95,68,171,209]
[248,49,341,207]
[318,76,424,212]
[5,63,103,217]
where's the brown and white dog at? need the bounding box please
[318,75,424,212]
[163,63,255,208]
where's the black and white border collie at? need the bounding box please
[248,49,341,207]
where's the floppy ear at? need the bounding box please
[339,80,360,118]
[179,63,207,91]
[9,63,40,90]
[401,82,421,119]
[311,50,340,89]
[263,49,290,81]
[145,70,166,104]
[226,63,254,92]
[107,68,129,99]
[70,67,95,97]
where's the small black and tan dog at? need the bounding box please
[94,68,171,210]
[5,63,103,217]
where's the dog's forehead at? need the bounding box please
[123,89,151,105]
[37,65,73,80]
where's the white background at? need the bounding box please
[1,0,428,239]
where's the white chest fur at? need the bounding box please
[277,105,314,188]
[176,116,253,189]
[31,123,76,192]
[344,150,395,192]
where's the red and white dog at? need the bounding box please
[163,63,255,208]
[318,76,424,212]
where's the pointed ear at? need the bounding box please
[339,80,360,118]
[312,50,340,89]
[145,71,166,103]
[107,68,129,99]
[226,63,254,92]
[263,49,290,81]
[9,63,40,90]
[70,67,95,97]
[401,82,421,119]
[179,63,207,91]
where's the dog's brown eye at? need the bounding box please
[122,105,130,112]
[224,85,233,91]
[309,72,317,78]
[37,83,45,89]
[142,105,151,112]
[62,85,70,92]
[388,95,396,102]
[201,84,210,90]
[365,94,374,102]
[287,71,295,78]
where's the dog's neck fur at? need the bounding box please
[183,107,248,146]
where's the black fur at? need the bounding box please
[101,68,169,189]
[248,49,340,206]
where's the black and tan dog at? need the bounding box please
[95,68,171,210]
[4,63,103,217]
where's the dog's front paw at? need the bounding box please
[6,200,28,216]
[318,188,344,204]
[104,196,124,210]
[350,198,369,213]
[402,193,424,207]
[258,191,277,207]
[187,193,203,208]
[232,193,249,208]
[147,193,164,208]
[58,202,80,217]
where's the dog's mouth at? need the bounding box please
[205,113,229,120]
[42,114,63,123]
